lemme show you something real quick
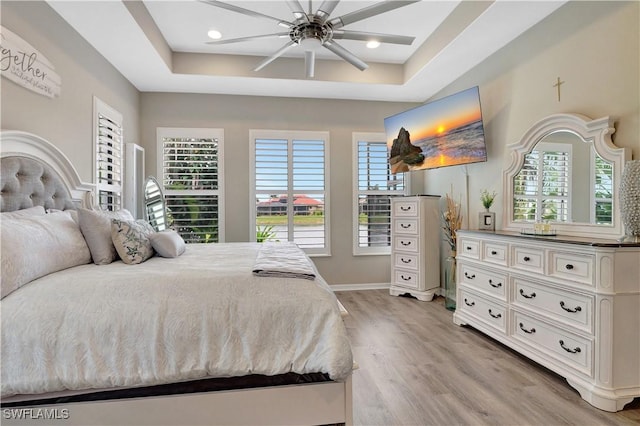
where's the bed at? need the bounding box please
[0,130,354,426]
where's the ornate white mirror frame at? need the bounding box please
[502,113,631,239]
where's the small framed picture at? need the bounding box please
[478,212,495,231]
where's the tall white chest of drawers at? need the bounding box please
[389,195,440,301]
[453,230,640,412]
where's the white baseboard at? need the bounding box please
[330,283,390,292]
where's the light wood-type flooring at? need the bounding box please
[336,289,640,426]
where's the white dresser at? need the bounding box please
[389,195,440,301]
[453,230,640,412]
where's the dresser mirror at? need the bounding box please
[502,113,630,238]
[144,176,168,231]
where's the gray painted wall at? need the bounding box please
[2,1,638,286]
[1,1,140,182]
[140,93,422,285]
[423,1,639,234]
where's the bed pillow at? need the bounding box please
[149,230,186,258]
[1,205,46,218]
[1,211,91,299]
[77,208,134,265]
[111,219,156,265]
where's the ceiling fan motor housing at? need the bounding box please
[290,20,333,46]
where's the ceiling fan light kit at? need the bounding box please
[201,0,418,78]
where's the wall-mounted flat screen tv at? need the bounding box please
[384,86,487,174]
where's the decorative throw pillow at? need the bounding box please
[1,211,91,299]
[77,208,134,265]
[111,219,156,265]
[149,230,186,258]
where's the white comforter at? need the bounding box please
[1,243,353,398]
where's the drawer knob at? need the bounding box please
[400,241,411,246]
[466,246,472,251]
[401,258,412,264]
[400,206,411,211]
[400,223,411,229]
[488,309,502,319]
[523,256,531,262]
[559,301,582,313]
[565,264,574,270]
[400,275,412,281]
[464,272,476,280]
[519,322,536,334]
[464,298,475,307]
[491,250,497,255]
[519,289,536,299]
[488,279,502,288]
[559,340,581,354]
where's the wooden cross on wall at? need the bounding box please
[553,77,565,102]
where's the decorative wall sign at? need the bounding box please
[0,26,61,98]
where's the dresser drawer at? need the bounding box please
[393,236,418,253]
[393,219,418,235]
[459,289,507,333]
[549,251,594,286]
[513,278,593,333]
[482,241,508,266]
[459,264,507,300]
[458,238,480,259]
[393,269,419,290]
[512,311,593,377]
[393,200,418,217]
[393,253,418,271]
[512,246,544,274]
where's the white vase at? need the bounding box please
[619,160,640,241]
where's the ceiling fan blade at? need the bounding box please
[286,0,308,22]
[206,33,290,45]
[332,30,414,45]
[329,1,420,29]
[254,40,298,72]
[199,0,295,28]
[323,40,368,71]
[315,0,340,23]
[305,50,316,78]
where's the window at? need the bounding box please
[93,97,123,211]
[593,152,613,224]
[353,133,408,255]
[157,128,224,244]
[250,130,329,256]
[513,142,571,222]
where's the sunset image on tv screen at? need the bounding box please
[385,86,487,174]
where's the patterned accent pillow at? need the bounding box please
[111,219,156,265]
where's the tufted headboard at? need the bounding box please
[0,131,94,212]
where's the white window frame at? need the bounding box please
[93,96,123,211]
[352,132,409,256]
[249,129,330,257]
[156,127,225,243]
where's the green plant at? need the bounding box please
[256,225,278,243]
[480,189,497,210]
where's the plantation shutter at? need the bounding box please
[159,129,224,244]
[94,98,123,211]
[252,130,329,255]
[594,155,613,224]
[513,146,571,222]
[355,140,405,252]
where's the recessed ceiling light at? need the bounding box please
[366,40,381,49]
[207,29,222,40]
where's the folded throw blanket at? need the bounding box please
[252,242,316,280]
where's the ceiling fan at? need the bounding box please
[201,0,419,78]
